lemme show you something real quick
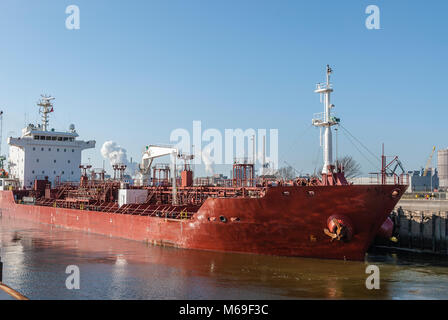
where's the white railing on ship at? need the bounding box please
[315,82,332,90]
[312,112,337,122]
[348,174,409,185]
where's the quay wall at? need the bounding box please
[373,199,448,255]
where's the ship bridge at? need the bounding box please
[7,96,96,188]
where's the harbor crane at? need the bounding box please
[423,146,436,177]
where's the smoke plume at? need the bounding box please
[101,141,137,175]
[201,146,214,175]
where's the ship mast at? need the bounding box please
[312,65,340,174]
[37,95,55,131]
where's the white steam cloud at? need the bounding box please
[201,146,214,175]
[101,141,137,175]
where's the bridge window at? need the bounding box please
[40,136,45,140]
[63,137,68,141]
[34,136,39,140]
[46,136,51,141]
[58,137,62,141]
[51,137,57,141]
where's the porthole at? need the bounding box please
[219,216,227,223]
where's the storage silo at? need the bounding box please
[438,149,448,188]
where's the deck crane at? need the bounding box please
[423,146,436,177]
[140,145,179,205]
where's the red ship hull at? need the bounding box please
[0,184,407,260]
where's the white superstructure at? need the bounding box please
[7,96,95,188]
[312,65,340,174]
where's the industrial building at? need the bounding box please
[438,148,448,189]
[348,169,438,193]
[408,168,439,192]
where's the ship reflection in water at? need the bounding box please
[0,216,447,300]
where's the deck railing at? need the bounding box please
[349,173,409,185]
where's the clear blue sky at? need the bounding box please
[0,0,446,176]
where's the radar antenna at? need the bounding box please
[37,95,55,131]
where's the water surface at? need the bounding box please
[0,216,447,300]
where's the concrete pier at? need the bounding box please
[373,199,448,255]
[397,199,448,212]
